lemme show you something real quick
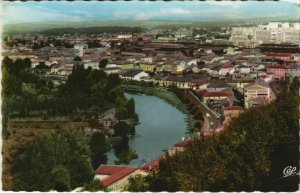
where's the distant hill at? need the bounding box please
[3,17,298,35]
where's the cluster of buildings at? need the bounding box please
[3,22,300,191]
[229,22,300,47]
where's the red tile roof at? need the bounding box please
[96,165,137,187]
[174,139,193,148]
[202,91,229,97]
[266,65,288,69]
[285,60,297,64]
[141,157,165,172]
[223,64,236,69]
[224,106,244,111]
[265,52,291,57]
[236,57,248,61]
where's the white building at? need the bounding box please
[74,43,88,57]
[230,22,300,45]
[117,34,132,39]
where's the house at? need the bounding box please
[168,139,193,156]
[120,69,149,81]
[287,64,300,77]
[50,63,60,74]
[266,65,289,79]
[236,64,251,74]
[265,52,292,60]
[84,62,99,70]
[117,34,132,39]
[201,91,229,103]
[141,157,164,172]
[218,64,236,76]
[244,80,274,109]
[207,81,231,92]
[99,108,117,130]
[259,74,273,82]
[223,106,244,124]
[103,67,122,74]
[94,165,146,191]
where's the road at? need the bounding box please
[186,90,220,130]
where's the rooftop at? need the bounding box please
[95,165,138,187]
[224,106,244,111]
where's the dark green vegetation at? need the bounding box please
[113,121,138,165]
[147,78,299,191]
[83,179,105,192]
[14,132,94,191]
[89,132,109,169]
[127,174,150,192]
[2,56,138,190]
[125,78,299,191]
[2,56,128,120]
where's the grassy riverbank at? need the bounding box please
[121,84,195,132]
[122,84,187,112]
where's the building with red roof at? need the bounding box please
[168,139,193,156]
[94,165,146,191]
[201,91,229,103]
[265,52,292,60]
[218,64,236,76]
[266,65,289,79]
[223,106,244,124]
[141,157,165,172]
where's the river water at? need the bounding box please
[106,93,189,167]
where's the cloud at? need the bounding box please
[113,7,243,21]
[205,1,244,9]
[2,1,299,24]
[280,0,300,4]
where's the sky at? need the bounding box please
[2,0,300,24]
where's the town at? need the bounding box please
[2,20,300,191]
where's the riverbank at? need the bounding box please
[122,84,188,113]
[106,92,191,166]
[121,84,195,131]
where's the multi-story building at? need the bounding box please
[230,22,300,46]
[244,80,274,109]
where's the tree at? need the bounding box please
[114,149,138,165]
[51,165,71,191]
[35,62,50,69]
[127,174,150,191]
[2,56,13,71]
[99,59,109,69]
[149,78,299,191]
[126,98,135,118]
[14,133,95,191]
[114,121,130,138]
[90,132,108,156]
[74,56,82,61]
[23,58,32,69]
[84,179,105,192]
[69,156,94,189]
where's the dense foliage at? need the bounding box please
[13,132,94,191]
[2,56,129,119]
[2,56,138,190]
[83,179,105,192]
[127,174,150,191]
[149,78,299,191]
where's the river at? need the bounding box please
[105,93,189,167]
